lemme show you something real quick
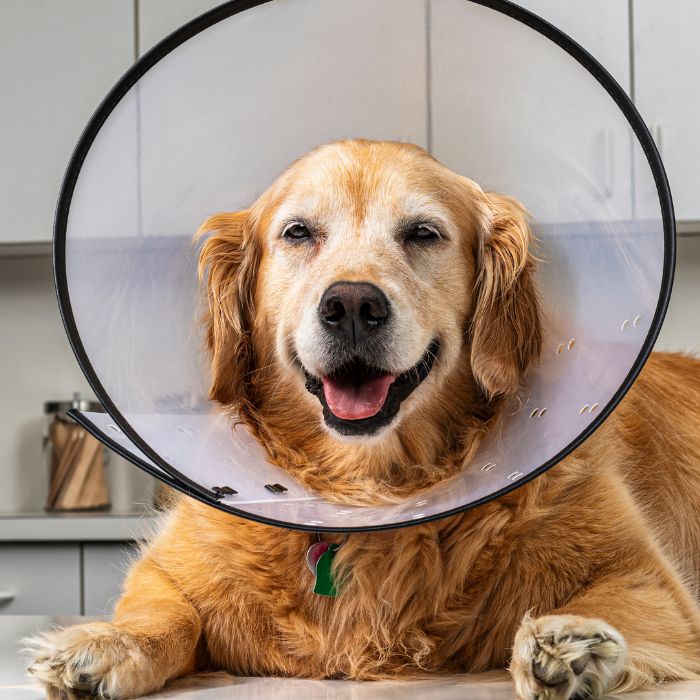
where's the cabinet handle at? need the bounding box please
[0,590,16,605]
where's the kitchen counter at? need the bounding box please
[0,509,158,542]
[4,617,700,699]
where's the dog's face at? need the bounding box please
[198,140,540,469]
[258,142,484,439]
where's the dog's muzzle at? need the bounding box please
[299,281,439,436]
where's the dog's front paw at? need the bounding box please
[25,622,162,699]
[510,613,627,700]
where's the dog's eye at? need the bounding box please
[405,224,440,244]
[282,222,312,242]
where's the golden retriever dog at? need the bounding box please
[28,140,700,699]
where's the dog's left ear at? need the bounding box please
[469,193,542,400]
[195,210,261,409]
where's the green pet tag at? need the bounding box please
[311,543,340,597]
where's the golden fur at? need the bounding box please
[27,141,700,700]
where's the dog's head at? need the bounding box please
[197,140,540,496]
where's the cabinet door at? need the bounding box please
[430,0,633,224]
[131,0,428,238]
[515,0,630,92]
[0,1,134,244]
[83,543,139,616]
[0,544,80,614]
[634,0,700,222]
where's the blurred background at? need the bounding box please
[0,0,698,617]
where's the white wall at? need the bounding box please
[0,239,694,514]
[0,256,154,513]
[655,237,700,355]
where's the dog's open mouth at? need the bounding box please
[304,340,439,436]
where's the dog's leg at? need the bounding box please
[26,556,202,699]
[510,571,700,700]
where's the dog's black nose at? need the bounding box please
[318,281,390,345]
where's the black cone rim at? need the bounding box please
[54,0,676,532]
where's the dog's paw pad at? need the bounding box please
[511,614,627,699]
[24,622,156,699]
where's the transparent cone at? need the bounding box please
[56,0,673,531]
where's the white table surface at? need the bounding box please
[3,616,700,699]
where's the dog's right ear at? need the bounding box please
[195,210,261,408]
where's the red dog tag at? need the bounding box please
[306,541,330,574]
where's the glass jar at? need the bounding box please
[42,393,111,511]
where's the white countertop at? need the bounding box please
[0,510,158,542]
[4,616,700,699]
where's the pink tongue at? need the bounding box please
[322,373,395,420]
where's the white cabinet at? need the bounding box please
[430,0,633,224]
[515,0,630,92]
[0,541,139,616]
[130,0,428,237]
[633,0,700,222]
[140,1,632,92]
[83,543,138,616]
[0,545,80,614]
[1,0,697,244]
[0,1,134,245]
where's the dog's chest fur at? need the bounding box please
[158,497,532,679]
